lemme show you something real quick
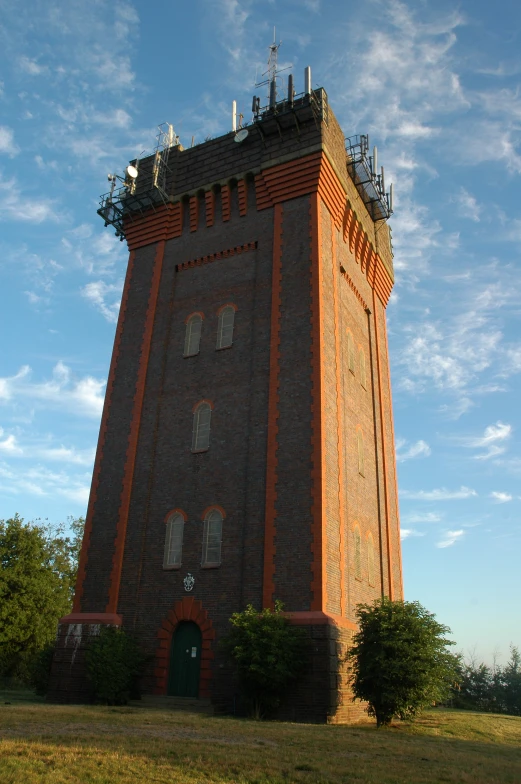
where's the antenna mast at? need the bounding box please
[255,28,287,108]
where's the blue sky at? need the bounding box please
[0,0,520,663]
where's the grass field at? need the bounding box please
[0,693,520,784]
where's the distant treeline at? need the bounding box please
[452,647,521,716]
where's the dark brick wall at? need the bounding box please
[273,196,314,611]
[116,202,275,671]
[80,243,159,612]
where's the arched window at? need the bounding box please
[216,305,235,349]
[202,508,223,566]
[347,331,355,373]
[367,533,375,587]
[357,429,365,476]
[354,525,362,580]
[184,313,202,357]
[192,402,211,451]
[163,511,185,568]
[359,347,367,389]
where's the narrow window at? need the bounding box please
[347,331,355,373]
[163,512,184,568]
[184,314,202,357]
[354,526,362,580]
[367,534,375,587]
[216,305,235,349]
[192,402,211,451]
[357,429,365,476]
[359,347,367,389]
[202,508,223,566]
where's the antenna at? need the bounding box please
[255,33,291,109]
[232,100,237,132]
[304,66,312,96]
[389,183,394,213]
[372,146,378,175]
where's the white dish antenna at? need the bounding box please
[234,129,249,144]
[126,165,139,179]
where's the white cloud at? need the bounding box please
[0,126,19,157]
[396,438,431,462]
[461,421,512,460]
[400,528,426,540]
[437,529,465,548]
[81,280,122,323]
[0,174,61,223]
[455,187,481,222]
[402,512,442,524]
[0,461,90,506]
[0,362,105,419]
[0,429,22,455]
[490,491,513,504]
[401,486,477,501]
[18,56,48,76]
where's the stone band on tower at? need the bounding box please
[48,65,403,722]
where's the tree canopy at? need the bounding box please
[0,514,84,681]
[346,598,457,727]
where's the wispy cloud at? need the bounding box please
[81,280,122,323]
[0,461,89,505]
[455,187,482,222]
[400,528,426,540]
[0,127,19,157]
[401,486,477,501]
[437,529,465,548]
[0,429,23,455]
[490,491,513,503]
[0,362,105,419]
[402,511,443,524]
[0,174,61,223]
[465,421,512,460]
[396,438,431,462]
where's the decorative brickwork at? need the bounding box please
[176,241,258,272]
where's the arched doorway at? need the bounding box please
[167,621,202,698]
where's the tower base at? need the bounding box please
[47,613,122,704]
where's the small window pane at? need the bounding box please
[357,430,365,476]
[164,513,184,568]
[368,535,375,587]
[360,348,367,389]
[192,403,211,451]
[202,509,222,565]
[354,527,362,580]
[348,332,355,373]
[217,306,235,349]
[184,314,202,357]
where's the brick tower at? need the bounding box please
[49,63,403,722]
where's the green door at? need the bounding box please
[167,622,202,698]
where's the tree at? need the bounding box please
[221,601,306,718]
[346,598,457,727]
[0,514,84,682]
[501,646,521,716]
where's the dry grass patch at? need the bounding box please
[0,700,520,783]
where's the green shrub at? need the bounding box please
[85,626,145,705]
[29,644,56,696]
[221,601,306,719]
[346,598,457,727]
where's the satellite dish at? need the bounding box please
[126,165,138,179]
[234,129,249,144]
